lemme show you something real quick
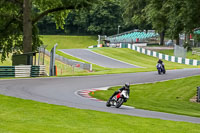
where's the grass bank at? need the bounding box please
[157,49,200,60]
[40,35,97,51]
[90,75,200,117]
[91,48,197,70]
[0,94,200,133]
[0,36,198,76]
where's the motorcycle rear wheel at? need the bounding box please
[115,98,124,108]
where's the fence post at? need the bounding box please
[197,86,200,102]
[49,43,58,76]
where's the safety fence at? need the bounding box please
[88,43,200,66]
[44,49,92,71]
[0,65,46,78]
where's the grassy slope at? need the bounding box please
[157,49,200,60]
[1,36,198,75]
[0,94,200,133]
[91,75,200,117]
[40,35,97,51]
[1,48,197,76]
[56,47,197,76]
[92,48,197,69]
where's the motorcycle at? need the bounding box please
[156,63,166,74]
[106,90,129,108]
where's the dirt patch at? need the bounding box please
[190,96,200,103]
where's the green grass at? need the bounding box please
[0,54,12,66]
[90,75,200,117]
[157,49,200,60]
[0,36,198,76]
[92,48,197,70]
[41,47,198,76]
[40,35,97,51]
[54,47,197,76]
[0,94,200,133]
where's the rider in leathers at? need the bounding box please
[109,83,130,101]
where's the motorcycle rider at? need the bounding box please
[157,59,165,68]
[158,59,163,64]
[108,82,130,101]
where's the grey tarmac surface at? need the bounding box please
[60,49,140,68]
[0,68,200,123]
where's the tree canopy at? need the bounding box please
[1,0,200,61]
[0,0,96,61]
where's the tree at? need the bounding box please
[64,0,123,35]
[0,0,96,61]
[166,0,200,45]
[122,0,150,30]
[145,0,169,45]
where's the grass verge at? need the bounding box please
[90,75,200,117]
[0,94,200,133]
[157,49,200,60]
[40,35,97,51]
[92,48,197,70]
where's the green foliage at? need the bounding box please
[123,0,200,45]
[37,0,134,35]
[145,0,168,32]
[0,0,97,61]
[123,0,150,29]
[64,0,124,35]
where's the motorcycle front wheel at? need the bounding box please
[158,69,161,74]
[106,100,111,107]
[115,98,124,108]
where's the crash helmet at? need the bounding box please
[125,82,130,89]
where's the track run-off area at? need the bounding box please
[0,68,200,124]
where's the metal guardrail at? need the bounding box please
[192,51,200,56]
[44,49,92,71]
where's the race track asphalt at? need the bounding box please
[60,49,140,68]
[0,68,200,123]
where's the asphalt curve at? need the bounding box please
[60,49,140,68]
[0,68,200,123]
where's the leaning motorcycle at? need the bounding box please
[156,63,166,74]
[106,90,129,108]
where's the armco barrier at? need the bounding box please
[0,65,46,78]
[88,43,200,66]
[44,49,92,71]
